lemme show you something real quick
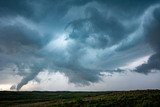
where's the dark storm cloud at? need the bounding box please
[66,7,130,49]
[0,22,43,50]
[0,0,32,18]
[135,6,160,74]
[136,53,160,74]
[0,0,160,90]
[0,0,158,18]
[0,17,49,90]
[0,0,93,22]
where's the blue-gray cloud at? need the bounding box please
[0,0,160,90]
[135,6,160,74]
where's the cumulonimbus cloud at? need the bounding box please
[0,0,160,90]
[135,5,160,74]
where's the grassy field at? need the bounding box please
[0,90,160,107]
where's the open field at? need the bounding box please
[0,90,160,107]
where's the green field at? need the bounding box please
[0,90,160,107]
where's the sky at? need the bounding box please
[0,0,160,91]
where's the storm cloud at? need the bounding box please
[0,0,160,90]
[136,5,160,74]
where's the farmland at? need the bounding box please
[0,90,160,107]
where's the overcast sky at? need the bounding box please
[0,0,160,91]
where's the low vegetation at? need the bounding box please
[0,90,160,107]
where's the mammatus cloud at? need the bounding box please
[0,0,159,90]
